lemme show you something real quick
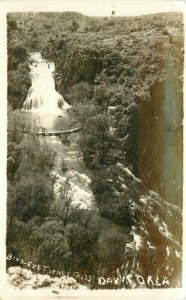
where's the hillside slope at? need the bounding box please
[7,12,183,288]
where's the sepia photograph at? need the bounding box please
[0,0,185,299]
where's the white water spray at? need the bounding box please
[22,53,70,129]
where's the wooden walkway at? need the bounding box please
[37,127,81,136]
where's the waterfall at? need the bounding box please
[22,53,71,129]
[22,53,70,113]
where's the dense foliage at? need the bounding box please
[7,11,183,287]
[7,110,101,274]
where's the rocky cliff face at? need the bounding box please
[54,47,103,93]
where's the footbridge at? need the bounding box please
[37,127,82,136]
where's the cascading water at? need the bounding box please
[22,53,70,129]
[22,52,96,210]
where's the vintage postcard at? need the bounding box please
[0,0,185,299]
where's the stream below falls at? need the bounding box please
[22,52,130,239]
[22,52,96,210]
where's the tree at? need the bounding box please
[69,20,80,32]
[7,108,34,179]
[98,233,129,275]
[12,45,28,62]
[66,82,94,105]
[77,107,112,166]
[65,210,100,272]
[15,172,53,221]
[7,181,17,226]
[50,179,78,227]
[36,220,70,269]
[93,113,112,164]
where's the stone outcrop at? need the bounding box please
[7,267,85,291]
